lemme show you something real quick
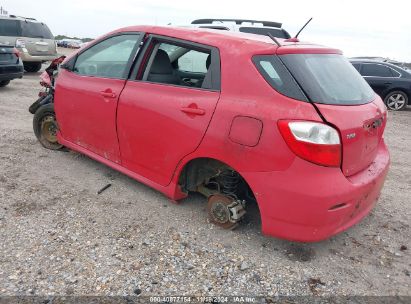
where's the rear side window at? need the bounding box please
[361,63,392,77]
[253,55,308,101]
[178,50,209,73]
[0,19,21,36]
[21,22,54,39]
[280,54,375,105]
[239,27,290,39]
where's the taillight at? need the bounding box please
[12,48,20,57]
[278,120,341,167]
[15,38,26,48]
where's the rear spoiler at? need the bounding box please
[191,19,282,28]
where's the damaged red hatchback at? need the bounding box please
[32,26,390,242]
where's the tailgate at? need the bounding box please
[315,99,387,176]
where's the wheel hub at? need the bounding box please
[40,115,58,143]
[387,94,406,110]
[207,194,246,230]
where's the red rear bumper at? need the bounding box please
[242,139,390,242]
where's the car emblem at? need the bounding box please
[347,133,356,139]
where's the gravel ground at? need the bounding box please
[0,66,410,298]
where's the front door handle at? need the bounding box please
[100,89,116,98]
[181,106,205,116]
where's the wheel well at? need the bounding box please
[178,157,256,202]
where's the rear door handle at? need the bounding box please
[384,82,392,85]
[100,90,116,98]
[181,107,205,116]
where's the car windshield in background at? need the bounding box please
[21,22,54,39]
[239,27,290,38]
[280,54,375,105]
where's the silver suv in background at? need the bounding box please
[0,15,58,72]
[189,18,291,39]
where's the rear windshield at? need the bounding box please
[280,54,375,105]
[0,19,53,39]
[239,27,290,39]
[21,22,54,39]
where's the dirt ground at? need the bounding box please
[0,61,410,298]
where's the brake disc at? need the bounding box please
[207,194,245,230]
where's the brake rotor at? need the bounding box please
[207,194,238,230]
[40,115,58,143]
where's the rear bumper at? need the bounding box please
[19,50,58,62]
[0,64,24,81]
[242,139,390,242]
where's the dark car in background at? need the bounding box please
[0,45,24,87]
[350,59,411,111]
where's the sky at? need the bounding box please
[2,0,411,62]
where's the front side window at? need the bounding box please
[141,40,218,90]
[74,34,140,79]
[361,63,392,77]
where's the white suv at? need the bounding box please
[0,15,58,72]
[189,18,291,39]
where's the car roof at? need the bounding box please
[0,15,43,23]
[109,25,342,56]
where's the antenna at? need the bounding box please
[295,17,313,38]
[267,32,281,47]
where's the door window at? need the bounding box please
[361,64,393,77]
[141,40,217,89]
[178,50,209,73]
[74,34,140,79]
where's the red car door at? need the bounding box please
[117,39,221,186]
[55,34,142,164]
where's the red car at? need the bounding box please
[32,26,390,242]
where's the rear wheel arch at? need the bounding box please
[176,157,258,204]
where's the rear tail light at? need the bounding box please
[278,120,341,167]
[15,39,26,48]
[12,48,20,57]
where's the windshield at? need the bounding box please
[280,54,375,105]
[21,21,54,39]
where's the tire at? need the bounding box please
[0,80,10,87]
[33,103,64,150]
[24,62,42,73]
[384,91,408,111]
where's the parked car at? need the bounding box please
[350,59,411,111]
[188,18,291,38]
[0,15,58,72]
[31,26,390,242]
[67,41,81,49]
[0,45,24,87]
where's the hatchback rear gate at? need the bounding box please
[279,53,387,176]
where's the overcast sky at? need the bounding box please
[2,0,411,61]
